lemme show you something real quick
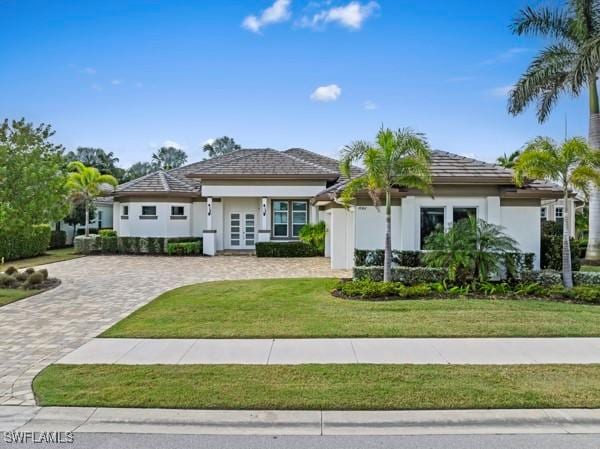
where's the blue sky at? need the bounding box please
[1,0,587,166]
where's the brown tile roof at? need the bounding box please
[115,170,199,195]
[430,150,513,182]
[284,148,363,177]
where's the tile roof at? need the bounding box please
[283,148,363,177]
[115,170,199,194]
[429,150,513,181]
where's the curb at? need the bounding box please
[3,406,600,435]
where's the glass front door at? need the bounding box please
[230,212,256,249]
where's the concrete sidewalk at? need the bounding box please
[57,337,600,365]
[4,406,600,435]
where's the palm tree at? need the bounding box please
[66,162,118,237]
[339,128,432,282]
[496,150,521,168]
[151,146,188,170]
[513,137,600,287]
[508,0,600,260]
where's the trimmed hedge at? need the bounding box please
[255,241,321,257]
[98,229,117,237]
[0,225,51,261]
[49,230,67,249]
[353,266,447,285]
[519,270,600,287]
[167,241,202,256]
[573,271,600,286]
[74,235,203,255]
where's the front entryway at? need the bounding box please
[229,212,256,249]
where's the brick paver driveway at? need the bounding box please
[0,255,349,405]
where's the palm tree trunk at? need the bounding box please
[85,202,90,238]
[563,189,574,288]
[585,76,600,260]
[384,190,392,282]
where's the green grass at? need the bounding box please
[0,288,38,307]
[102,278,600,338]
[0,247,81,271]
[33,364,600,410]
[582,265,600,272]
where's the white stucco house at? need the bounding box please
[55,197,114,245]
[109,148,563,269]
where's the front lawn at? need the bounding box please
[34,364,600,410]
[102,278,600,338]
[582,265,600,272]
[0,247,81,270]
[0,288,37,307]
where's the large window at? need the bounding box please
[272,200,309,238]
[420,207,444,249]
[452,207,476,223]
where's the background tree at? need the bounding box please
[66,162,118,237]
[496,150,521,168]
[65,147,125,182]
[63,203,96,240]
[508,0,600,260]
[151,146,188,170]
[203,136,241,159]
[123,161,156,182]
[340,128,432,282]
[0,119,68,233]
[513,137,600,287]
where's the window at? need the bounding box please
[98,210,103,229]
[555,206,564,225]
[540,207,547,221]
[123,206,129,216]
[452,207,476,224]
[420,208,444,249]
[140,206,157,219]
[273,201,289,237]
[292,201,308,237]
[171,206,186,219]
[271,200,309,238]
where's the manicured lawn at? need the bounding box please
[0,247,81,270]
[102,278,600,338]
[0,288,38,307]
[582,265,600,272]
[34,364,600,410]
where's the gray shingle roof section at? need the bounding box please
[116,170,199,194]
[430,150,513,181]
[187,148,339,177]
[284,148,363,177]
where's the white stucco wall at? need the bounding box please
[501,206,541,269]
[355,205,402,250]
[114,202,193,237]
[201,182,326,198]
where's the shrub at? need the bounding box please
[167,241,201,256]
[4,266,17,275]
[353,266,447,285]
[74,235,99,254]
[298,221,326,255]
[24,267,35,275]
[0,273,15,287]
[337,280,432,299]
[520,269,563,287]
[100,236,118,253]
[541,221,581,271]
[118,237,139,254]
[24,271,44,287]
[38,268,48,280]
[99,229,117,237]
[555,286,600,304]
[573,271,600,286]
[354,250,426,267]
[0,224,51,261]
[15,271,29,282]
[394,251,424,267]
[49,230,67,249]
[256,241,320,257]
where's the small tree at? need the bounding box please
[66,162,117,237]
[340,128,432,282]
[151,146,188,170]
[424,217,519,284]
[299,221,326,254]
[513,137,600,287]
[203,136,241,159]
[63,203,96,240]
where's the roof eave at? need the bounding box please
[188,174,339,181]
[113,191,200,198]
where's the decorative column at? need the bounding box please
[258,197,271,242]
[203,197,216,256]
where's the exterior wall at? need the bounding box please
[541,198,576,238]
[59,203,114,244]
[355,205,402,250]
[500,205,541,269]
[114,201,194,237]
[201,180,327,198]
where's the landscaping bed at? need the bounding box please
[102,278,600,338]
[0,265,60,307]
[34,364,600,410]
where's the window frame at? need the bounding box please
[452,206,478,224]
[419,207,445,250]
[170,205,187,220]
[140,205,158,220]
[540,207,547,220]
[555,206,564,219]
[121,205,129,220]
[271,199,309,240]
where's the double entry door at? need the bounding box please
[229,212,256,249]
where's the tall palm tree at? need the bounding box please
[508,0,600,260]
[151,146,188,170]
[66,161,118,237]
[496,150,521,168]
[340,128,432,282]
[513,137,600,287]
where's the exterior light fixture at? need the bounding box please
[208,203,212,216]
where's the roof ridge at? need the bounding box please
[189,150,260,172]
[157,171,170,191]
[163,170,198,189]
[278,150,339,174]
[167,149,250,175]
[117,169,161,190]
[432,149,512,173]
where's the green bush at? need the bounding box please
[554,286,600,304]
[256,241,320,257]
[24,271,44,287]
[99,229,117,237]
[337,280,432,299]
[354,250,426,267]
[15,271,29,282]
[74,235,99,254]
[394,251,424,267]
[0,273,15,287]
[298,221,326,255]
[167,241,201,256]
[541,221,581,271]
[24,267,35,275]
[38,268,48,280]
[520,269,563,287]
[0,224,51,261]
[573,271,600,286]
[49,230,67,249]
[4,266,17,275]
[353,266,447,285]
[100,236,118,253]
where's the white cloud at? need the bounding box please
[242,0,292,33]
[488,85,514,98]
[310,84,342,102]
[161,140,185,150]
[300,1,379,30]
[81,67,96,75]
[482,47,530,65]
[363,100,377,110]
[202,138,216,147]
[111,79,122,85]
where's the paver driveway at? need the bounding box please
[0,255,348,405]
